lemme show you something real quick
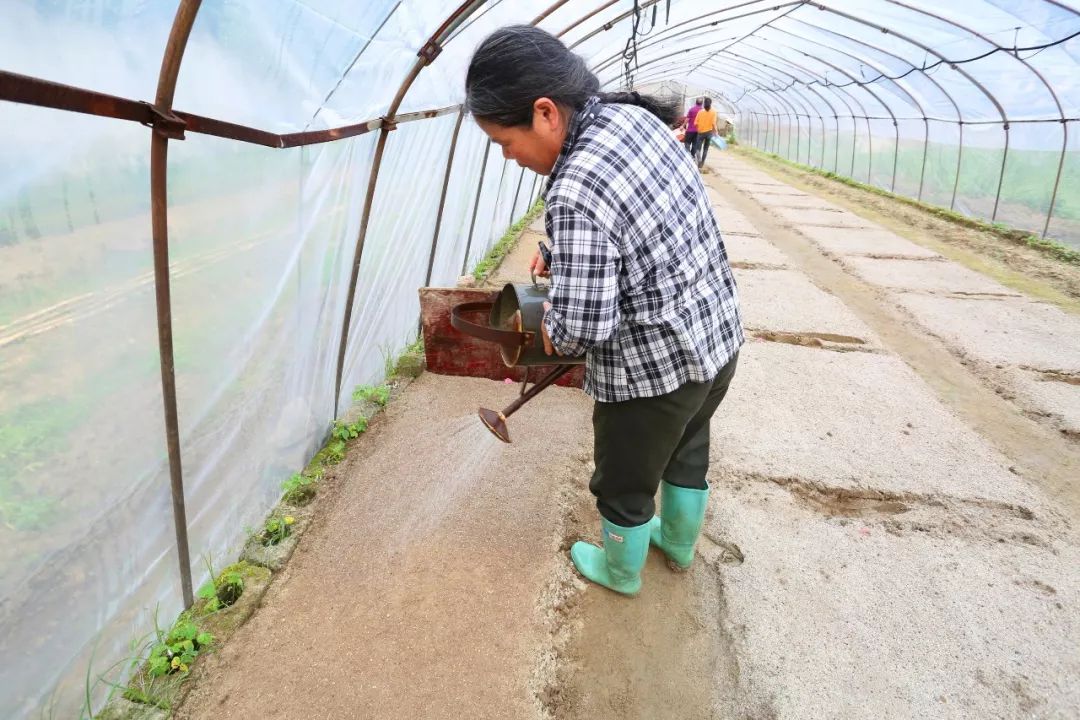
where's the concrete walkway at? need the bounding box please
[175,152,1080,720]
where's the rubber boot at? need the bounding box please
[570,518,650,596]
[648,480,709,571]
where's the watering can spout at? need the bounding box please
[450,283,585,442]
[475,364,575,443]
[478,407,510,443]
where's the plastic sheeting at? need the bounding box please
[3,0,1080,716]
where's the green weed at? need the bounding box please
[353,384,391,407]
[259,514,294,546]
[324,439,347,464]
[145,612,213,678]
[332,418,368,441]
[196,555,244,613]
[281,471,319,506]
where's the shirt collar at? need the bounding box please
[545,96,601,195]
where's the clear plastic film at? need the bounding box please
[7,1,1080,716]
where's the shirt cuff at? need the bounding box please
[543,308,586,358]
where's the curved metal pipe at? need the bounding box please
[748,31,927,191]
[334,0,491,414]
[778,18,963,198]
[884,0,1067,222]
[688,61,817,164]
[151,0,204,610]
[706,42,878,178]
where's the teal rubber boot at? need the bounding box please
[570,519,650,596]
[649,480,709,571]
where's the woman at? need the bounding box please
[466,26,743,596]
[693,97,718,168]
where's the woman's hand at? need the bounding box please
[541,301,558,356]
[529,245,550,278]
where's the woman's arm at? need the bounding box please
[542,202,621,357]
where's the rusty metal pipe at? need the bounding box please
[425,109,466,288]
[333,0,492,415]
[334,125,391,416]
[462,140,493,275]
[151,0,203,610]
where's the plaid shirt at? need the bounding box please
[542,96,743,402]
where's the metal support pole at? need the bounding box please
[487,159,510,252]
[333,0,490,415]
[865,116,873,185]
[951,121,964,211]
[850,116,858,177]
[424,109,466,288]
[992,122,1010,222]
[786,113,794,160]
[794,113,801,164]
[510,166,526,221]
[462,140,493,275]
[820,114,827,169]
[334,125,392,415]
[917,117,929,201]
[891,119,899,193]
[1043,120,1070,238]
[151,0,203,610]
[834,116,840,173]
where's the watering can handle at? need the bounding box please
[451,302,535,347]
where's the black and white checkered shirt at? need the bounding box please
[542,96,743,403]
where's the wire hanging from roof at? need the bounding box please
[622,0,672,89]
[731,27,1080,100]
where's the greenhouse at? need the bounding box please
[1,1,1079,718]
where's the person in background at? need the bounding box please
[683,97,702,155]
[692,98,718,168]
[465,27,742,597]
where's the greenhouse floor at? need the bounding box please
[174,151,1080,719]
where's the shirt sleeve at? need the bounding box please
[543,201,620,357]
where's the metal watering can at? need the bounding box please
[451,278,584,443]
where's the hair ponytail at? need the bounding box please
[467,26,680,128]
[596,90,681,127]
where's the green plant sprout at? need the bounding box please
[353,384,391,407]
[472,198,545,283]
[260,514,295,546]
[332,418,368,441]
[282,471,318,506]
[145,612,213,678]
[196,555,244,613]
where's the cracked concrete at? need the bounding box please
[841,256,1023,295]
[735,268,882,346]
[723,232,790,266]
[795,225,942,259]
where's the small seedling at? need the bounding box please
[332,418,367,441]
[325,439,347,464]
[260,514,295,546]
[147,620,213,677]
[353,384,391,407]
[282,472,318,505]
[196,556,245,613]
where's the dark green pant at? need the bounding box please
[590,352,739,527]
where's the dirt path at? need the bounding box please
[173,151,1079,719]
